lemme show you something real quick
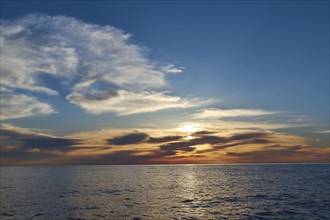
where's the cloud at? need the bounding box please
[80,150,150,165]
[316,130,330,134]
[0,87,54,120]
[225,146,330,163]
[226,146,304,158]
[0,124,81,152]
[193,130,216,136]
[67,89,209,115]
[159,141,196,153]
[193,108,278,119]
[1,14,210,118]
[228,132,269,141]
[147,135,182,143]
[20,136,81,152]
[155,131,271,156]
[160,64,184,73]
[178,120,306,131]
[1,14,165,93]
[107,132,149,145]
[0,124,84,166]
[1,124,328,166]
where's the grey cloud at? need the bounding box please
[1,127,81,152]
[226,147,312,159]
[21,136,81,151]
[107,133,149,145]
[228,132,269,141]
[154,132,258,157]
[2,126,321,166]
[193,130,216,136]
[160,141,195,152]
[67,150,179,165]
[82,90,119,101]
[147,135,182,143]
[194,135,226,144]
[156,131,274,155]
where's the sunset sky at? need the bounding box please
[1,1,329,166]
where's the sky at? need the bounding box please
[0,0,329,166]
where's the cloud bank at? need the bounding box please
[1,124,328,166]
[0,14,208,119]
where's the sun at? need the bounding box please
[177,124,198,133]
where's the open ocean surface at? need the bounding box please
[1,164,329,220]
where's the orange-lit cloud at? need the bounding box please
[1,124,328,166]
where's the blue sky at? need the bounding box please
[0,1,329,165]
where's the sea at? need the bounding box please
[1,164,329,220]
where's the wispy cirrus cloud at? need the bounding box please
[1,14,209,119]
[67,89,212,115]
[1,14,165,93]
[0,87,54,120]
[193,108,278,119]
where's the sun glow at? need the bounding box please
[178,124,198,133]
[185,135,195,140]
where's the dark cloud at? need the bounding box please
[147,135,182,143]
[160,141,195,152]
[154,131,273,156]
[84,89,119,101]
[88,150,147,165]
[193,130,216,136]
[226,146,312,159]
[21,136,80,151]
[3,127,325,166]
[1,128,81,151]
[194,135,226,144]
[228,132,269,141]
[211,143,239,150]
[190,132,269,146]
[69,150,177,165]
[251,139,271,144]
[1,128,25,138]
[107,133,149,145]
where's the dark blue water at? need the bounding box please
[1,164,329,220]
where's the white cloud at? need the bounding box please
[178,120,304,131]
[1,14,165,92]
[1,14,209,117]
[0,88,54,120]
[193,108,278,119]
[160,64,184,73]
[67,89,211,115]
[316,130,330,134]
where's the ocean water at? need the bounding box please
[1,164,329,220]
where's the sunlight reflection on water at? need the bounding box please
[1,164,329,219]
